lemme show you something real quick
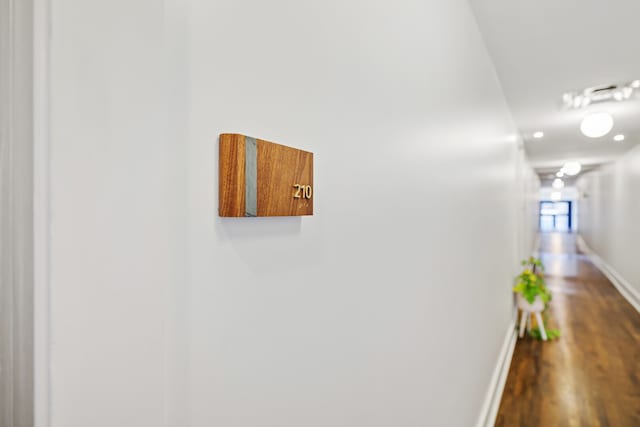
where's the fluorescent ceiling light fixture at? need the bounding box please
[551,192,562,201]
[556,171,564,178]
[563,80,639,110]
[552,178,565,190]
[580,112,614,138]
[613,134,625,142]
[562,162,581,176]
[533,131,544,139]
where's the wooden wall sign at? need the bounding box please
[219,134,314,217]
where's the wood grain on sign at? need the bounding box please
[218,134,313,217]
[218,134,246,217]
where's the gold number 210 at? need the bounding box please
[293,184,312,199]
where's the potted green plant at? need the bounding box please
[513,256,560,340]
[513,257,550,310]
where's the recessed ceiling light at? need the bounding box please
[552,178,565,190]
[556,171,564,178]
[562,162,582,176]
[533,131,544,139]
[580,112,614,138]
[614,134,625,142]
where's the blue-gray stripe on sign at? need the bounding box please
[245,136,257,217]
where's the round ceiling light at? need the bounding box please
[556,171,564,178]
[552,178,565,190]
[533,131,544,139]
[562,162,582,176]
[580,112,614,138]
[614,134,625,142]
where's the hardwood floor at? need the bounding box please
[495,233,640,427]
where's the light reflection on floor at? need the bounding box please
[539,232,578,278]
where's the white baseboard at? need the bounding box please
[475,318,517,427]
[577,236,640,314]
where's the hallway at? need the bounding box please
[496,233,640,426]
[5,0,640,425]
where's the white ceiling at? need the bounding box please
[470,0,640,176]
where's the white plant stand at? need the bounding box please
[517,295,547,341]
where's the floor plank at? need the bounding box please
[495,232,640,427]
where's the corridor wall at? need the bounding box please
[49,1,185,426]
[519,151,541,257]
[0,0,35,426]
[48,0,539,426]
[577,145,640,305]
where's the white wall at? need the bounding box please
[518,150,541,255]
[0,0,35,426]
[577,146,640,296]
[50,1,186,426]
[186,1,532,426]
[48,0,537,426]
